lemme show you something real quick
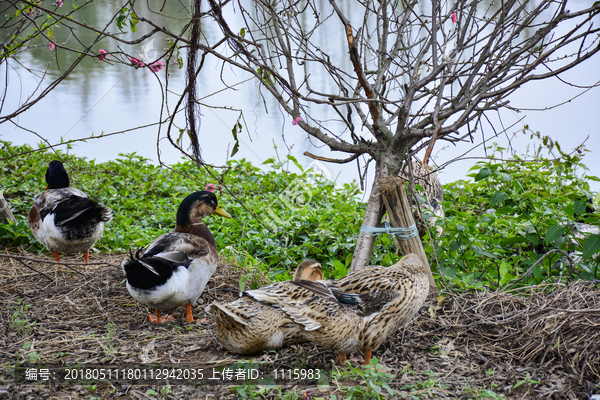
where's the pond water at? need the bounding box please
[1,0,599,193]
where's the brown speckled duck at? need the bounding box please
[209,260,324,355]
[246,253,429,365]
[122,190,231,323]
[27,160,113,264]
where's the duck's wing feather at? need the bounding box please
[28,188,112,247]
[210,300,251,326]
[122,232,213,290]
[277,291,364,332]
[144,232,211,260]
[247,281,362,331]
[336,253,429,314]
[33,188,88,214]
[49,196,112,228]
[245,285,324,331]
[246,281,318,304]
[290,280,361,305]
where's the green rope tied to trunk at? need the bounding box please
[360,221,419,240]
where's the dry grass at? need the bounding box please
[1,251,599,399]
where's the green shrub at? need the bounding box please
[2,139,598,289]
[432,145,600,289]
[0,141,373,280]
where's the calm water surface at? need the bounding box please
[1,0,599,193]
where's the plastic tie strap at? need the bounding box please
[360,221,419,240]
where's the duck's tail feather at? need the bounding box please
[208,302,249,326]
[122,249,177,290]
[53,196,113,228]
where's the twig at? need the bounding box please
[15,259,54,282]
[502,249,574,292]
[0,254,121,275]
[303,151,360,164]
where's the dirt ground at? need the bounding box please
[0,251,599,399]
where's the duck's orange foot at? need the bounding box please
[54,251,63,270]
[362,349,373,367]
[148,311,175,323]
[185,304,194,322]
[336,353,347,365]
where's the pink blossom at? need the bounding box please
[149,60,164,72]
[56,0,63,6]
[98,49,107,62]
[130,57,144,67]
[451,13,457,23]
[49,42,55,50]
[205,183,216,193]
[292,116,302,125]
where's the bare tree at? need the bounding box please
[203,0,600,273]
[2,0,600,280]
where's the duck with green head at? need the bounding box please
[122,190,231,323]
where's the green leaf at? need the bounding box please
[499,261,509,279]
[449,240,461,253]
[239,273,252,292]
[471,245,497,259]
[333,260,347,277]
[130,13,139,33]
[475,167,491,181]
[565,203,575,218]
[573,200,587,216]
[501,236,527,246]
[490,191,507,206]
[500,173,512,182]
[481,390,499,397]
[230,142,239,157]
[116,15,126,31]
[287,155,303,172]
[230,119,241,157]
[545,225,564,246]
[583,234,600,259]
[526,233,540,246]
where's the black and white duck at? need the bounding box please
[27,160,113,264]
[122,190,231,323]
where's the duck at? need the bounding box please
[27,160,113,263]
[209,260,324,355]
[122,190,231,323]
[246,253,429,366]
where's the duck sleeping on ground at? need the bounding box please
[122,190,231,323]
[209,259,324,355]
[246,253,429,365]
[27,160,113,263]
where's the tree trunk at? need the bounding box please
[350,157,390,272]
[349,182,385,272]
[378,176,437,295]
[0,191,16,224]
